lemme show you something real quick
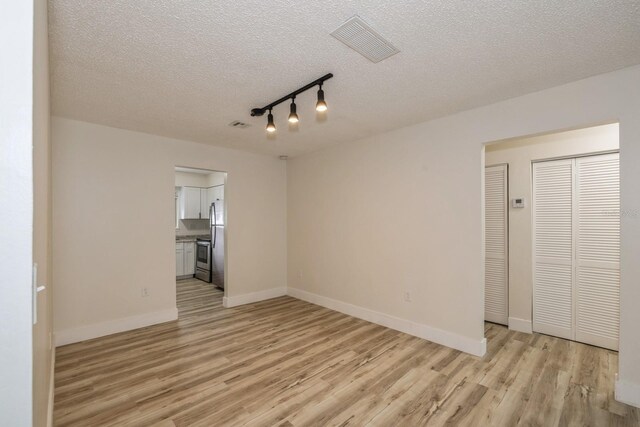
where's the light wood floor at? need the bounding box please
[54,278,640,426]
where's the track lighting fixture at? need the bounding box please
[288,98,299,124]
[316,85,327,112]
[251,73,333,134]
[266,110,276,133]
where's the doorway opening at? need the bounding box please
[483,123,620,351]
[174,166,227,316]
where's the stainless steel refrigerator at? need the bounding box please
[210,199,225,289]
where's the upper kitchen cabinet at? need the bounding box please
[180,186,203,219]
[209,185,224,202]
[201,188,211,220]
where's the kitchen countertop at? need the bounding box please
[175,234,208,242]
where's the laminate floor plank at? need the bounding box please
[54,279,640,426]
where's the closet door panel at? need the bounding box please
[575,153,620,350]
[532,159,574,340]
[485,164,508,325]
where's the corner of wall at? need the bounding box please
[222,287,287,308]
[508,317,533,334]
[615,374,640,408]
[47,347,55,427]
[54,308,178,347]
[287,287,487,357]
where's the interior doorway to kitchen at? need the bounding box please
[174,166,227,315]
[483,123,620,350]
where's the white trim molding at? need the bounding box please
[223,287,287,308]
[54,308,178,347]
[508,316,533,334]
[287,288,486,357]
[47,348,55,427]
[615,374,640,408]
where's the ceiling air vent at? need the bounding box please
[330,15,400,63]
[228,120,250,128]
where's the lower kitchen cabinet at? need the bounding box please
[176,241,196,277]
[184,242,195,275]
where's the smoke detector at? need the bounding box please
[228,120,250,129]
[331,15,400,63]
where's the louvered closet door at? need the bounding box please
[533,159,574,340]
[485,164,508,325]
[575,153,620,350]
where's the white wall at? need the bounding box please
[207,172,226,187]
[0,1,35,425]
[175,170,226,187]
[485,124,619,332]
[32,0,54,425]
[174,171,210,187]
[52,117,287,345]
[288,65,640,405]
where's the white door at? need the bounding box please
[532,159,574,340]
[485,164,509,325]
[533,153,619,350]
[575,153,620,350]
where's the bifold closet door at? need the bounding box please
[575,153,620,350]
[533,153,619,350]
[485,164,508,325]
[532,159,574,340]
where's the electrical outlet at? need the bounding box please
[403,291,412,303]
[297,270,302,280]
[141,288,149,298]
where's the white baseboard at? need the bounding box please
[54,308,178,347]
[223,287,287,308]
[615,374,640,408]
[47,348,55,427]
[287,288,486,357]
[508,316,533,334]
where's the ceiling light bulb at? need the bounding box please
[316,87,327,112]
[266,111,276,133]
[288,99,299,123]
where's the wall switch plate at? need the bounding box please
[141,288,149,298]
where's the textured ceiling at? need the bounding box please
[49,1,640,157]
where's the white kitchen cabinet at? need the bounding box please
[180,187,202,219]
[184,242,195,275]
[176,241,196,277]
[179,185,223,220]
[201,188,211,220]
[209,185,224,202]
[176,242,185,276]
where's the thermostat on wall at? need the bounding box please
[512,198,526,208]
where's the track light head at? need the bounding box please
[288,99,299,124]
[266,110,276,133]
[316,86,328,112]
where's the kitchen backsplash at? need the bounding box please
[176,219,209,236]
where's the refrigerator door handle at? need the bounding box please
[212,202,217,248]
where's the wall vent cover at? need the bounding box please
[330,15,399,63]
[228,120,250,128]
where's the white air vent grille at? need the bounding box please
[330,16,399,63]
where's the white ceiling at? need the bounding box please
[49,1,640,157]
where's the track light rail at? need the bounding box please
[250,73,333,117]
